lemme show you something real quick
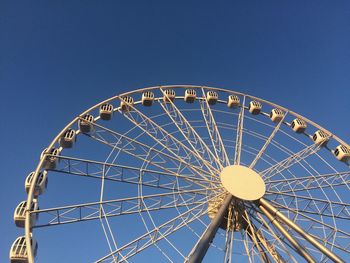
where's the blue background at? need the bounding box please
[1,1,350,262]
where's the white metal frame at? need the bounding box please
[20,85,349,263]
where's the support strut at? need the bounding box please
[259,198,345,263]
[259,204,316,263]
[186,194,232,263]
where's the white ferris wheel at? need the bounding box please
[10,85,350,263]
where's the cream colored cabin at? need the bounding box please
[270,108,284,122]
[227,95,240,108]
[25,171,48,197]
[78,114,94,133]
[14,200,38,228]
[41,148,59,170]
[59,128,76,148]
[290,118,307,133]
[184,89,196,103]
[206,91,218,105]
[10,236,37,263]
[142,91,154,106]
[312,130,330,146]
[163,89,175,103]
[248,100,262,115]
[120,96,134,111]
[334,145,350,162]
[99,103,113,120]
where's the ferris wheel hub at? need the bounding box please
[220,165,266,201]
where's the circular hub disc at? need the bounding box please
[220,165,266,201]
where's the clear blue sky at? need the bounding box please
[1,1,350,262]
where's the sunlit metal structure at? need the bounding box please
[12,86,350,262]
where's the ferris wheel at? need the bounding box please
[10,85,350,263]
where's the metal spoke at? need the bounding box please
[85,126,216,185]
[84,128,219,188]
[85,119,216,181]
[250,216,289,262]
[223,230,234,263]
[254,212,298,262]
[199,87,230,167]
[118,97,221,177]
[95,192,226,263]
[241,229,254,263]
[242,208,270,262]
[234,96,246,165]
[158,88,222,171]
[250,111,288,169]
[223,204,234,263]
[261,143,322,181]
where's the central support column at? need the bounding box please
[187,194,233,263]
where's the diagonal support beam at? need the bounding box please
[186,194,233,263]
[261,143,321,181]
[258,203,316,263]
[259,198,345,263]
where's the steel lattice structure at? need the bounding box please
[11,85,350,263]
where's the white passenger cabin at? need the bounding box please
[184,89,196,103]
[290,118,307,133]
[120,96,134,111]
[227,95,240,108]
[14,200,38,228]
[270,108,284,123]
[78,114,94,133]
[10,236,37,263]
[206,91,218,105]
[248,101,262,115]
[41,148,59,170]
[312,130,330,146]
[334,145,350,162]
[142,91,154,106]
[99,103,113,120]
[163,89,175,103]
[25,171,48,197]
[59,129,76,148]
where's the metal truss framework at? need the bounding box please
[19,85,349,263]
[32,188,219,228]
